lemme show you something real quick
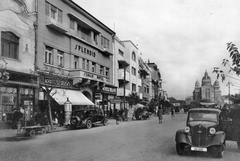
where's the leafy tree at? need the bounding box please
[229,94,240,105]
[213,42,240,81]
[128,92,140,107]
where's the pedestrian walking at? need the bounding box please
[171,107,175,118]
[115,109,120,125]
[157,108,163,124]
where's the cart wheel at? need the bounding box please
[41,128,47,134]
[29,130,36,137]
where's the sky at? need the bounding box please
[73,0,240,100]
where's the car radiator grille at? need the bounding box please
[191,126,208,147]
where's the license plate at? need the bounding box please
[191,147,207,152]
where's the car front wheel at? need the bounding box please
[86,120,92,129]
[103,118,108,126]
[176,143,185,155]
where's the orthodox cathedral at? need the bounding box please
[193,70,222,105]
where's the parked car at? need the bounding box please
[70,109,108,129]
[175,108,225,158]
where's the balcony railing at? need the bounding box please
[78,31,91,44]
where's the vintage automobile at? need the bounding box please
[175,108,225,158]
[70,109,108,129]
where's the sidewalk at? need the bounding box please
[0,118,121,138]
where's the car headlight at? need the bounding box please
[185,126,190,133]
[209,128,216,134]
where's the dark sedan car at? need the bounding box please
[175,108,225,158]
[70,109,108,129]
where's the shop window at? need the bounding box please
[1,31,19,60]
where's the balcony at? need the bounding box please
[117,88,131,97]
[78,30,91,44]
[46,17,67,34]
[102,47,113,56]
[117,69,130,82]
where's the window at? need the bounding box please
[82,58,85,69]
[132,67,136,76]
[45,46,53,64]
[1,31,19,60]
[101,36,109,49]
[100,66,104,75]
[58,9,62,23]
[132,52,136,61]
[105,67,109,77]
[57,50,64,66]
[132,83,136,92]
[205,88,210,99]
[92,62,96,72]
[70,18,74,29]
[118,49,124,56]
[86,60,89,71]
[45,1,62,23]
[74,56,79,69]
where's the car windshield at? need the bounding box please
[188,111,218,122]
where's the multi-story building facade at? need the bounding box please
[147,62,162,102]
[36,0,115,117]
[0,0,38,128]
[113,36,130,110]
[138,57,151,105]
[119,40,141,108]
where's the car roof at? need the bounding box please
[188,108,221,113]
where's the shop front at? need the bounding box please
[39,73,94,125]
[0,69,38,129]
[95,84,117,118]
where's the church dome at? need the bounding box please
[195,80,200,87]
[202,70,211,86]
[214,79,220,87]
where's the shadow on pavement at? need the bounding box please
[0,135,36,142]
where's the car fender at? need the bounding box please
[175,129,191,144]
[209,131,226,146]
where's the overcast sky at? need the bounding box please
[73,0,240,100]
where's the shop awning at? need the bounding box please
[50,88,94,105]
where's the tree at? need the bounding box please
[213,42,240,105]
[128,92,140,107]
[213,42,240,81]
[38,67,71,130]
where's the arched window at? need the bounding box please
[1,31,19,60]
[132,52,136,61]
[205,88,210,99]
